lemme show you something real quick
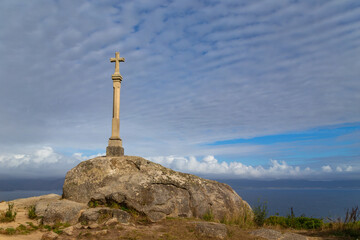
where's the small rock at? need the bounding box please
[74,223,82,229]
[63,226,74,236]
[194,222,227,239]
[250,229,283,240]
[105,217,118,226]
[42,199,86,225]
[79,207,113,224]
[41,231,59,240]
[112,209,131,223]
[94,229,108,235]
[89,223,100,229]
[147,211,166,222]
[282,232,308,240]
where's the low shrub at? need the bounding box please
[0,202,17,222]
[265,215,323,229]
[28,205,37,219]
[203,209,214,221]
[253,200,268,226]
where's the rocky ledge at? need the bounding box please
[63,156,252,222]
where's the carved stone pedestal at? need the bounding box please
[106,139,124,156]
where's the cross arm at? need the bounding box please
[110,57,125,62]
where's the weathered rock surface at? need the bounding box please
[250,229,308,240]
[41,231,59,240]
[10,194,60,209]
[194,222,228,239]
[63,156,252,222]
[37,199,86,225]
[79,207,130,224]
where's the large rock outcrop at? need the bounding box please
[63,156,252,222]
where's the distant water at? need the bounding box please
[0,190,62,201]
[219,180,360,219]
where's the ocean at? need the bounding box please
[1,179,359,219]
[220,179,360,220]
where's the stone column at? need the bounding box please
[106,52,125,156]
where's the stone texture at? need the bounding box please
[282,232,308,240]
[79,207,130,224]
[63,156,252,222]
[250,229,308,240]
[105,217,119,226]
[40,199,86,225]
[89,223,100,229]
[41,231,59,240]
[63,226,74,236]
[194,222,227,239]
[94,229,108,236]
[11,194,60,209]
[35,197,62,217]
[250,229,283,240]
[113,209,131,223]
[106,145,124,156]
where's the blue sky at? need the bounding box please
[0,0,359,179]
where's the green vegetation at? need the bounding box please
[220,208,253,227]
[0,202,17,222]
[28,205,37,219]
[324,206,360,238]
[88,200,101,208]
[262,206,360,238]
[5,227,16,235]
[0,222,41,235]
[253,200,268,226]
[43,222,71,234]
[266,215,323,229]
[202,209,214,221]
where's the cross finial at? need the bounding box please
[110,52,125,75]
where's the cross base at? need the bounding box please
[106,145,124,156]
[106,138,124,156]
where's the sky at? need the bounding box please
[0,0,359,180]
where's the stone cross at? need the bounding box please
[110,52,125,75]
[106,52,125,156]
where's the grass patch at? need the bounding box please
[42,222,70,234]
[324,206,360,238]
[0,222,41,235]
[88,200,102,208]
[264,206,360,238]
[5,228,16,235]
[266,215,323,229]
[202,209,214,221]
[28,205,37,219]
[221,207,253,227]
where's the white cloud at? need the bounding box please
[0,147,106,178]
[147,155,314,179]
[72,152,104,161]
[322,165,332,172]
[345,166,353,172]
[0,147,59,167]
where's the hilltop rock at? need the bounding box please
[63,156,252,222]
